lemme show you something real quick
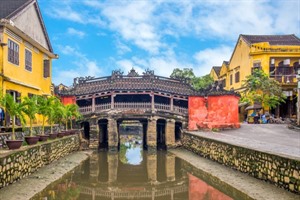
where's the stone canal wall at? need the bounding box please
[182,132,300,194]
[0,135,80,188]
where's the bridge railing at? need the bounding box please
[95,103,111,111]
[115,102,152,109]
[79,106,92,114]
[173,105,188,114]
[78,103,187,115]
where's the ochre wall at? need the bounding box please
[188,95,240,130]
[61,96,76,105]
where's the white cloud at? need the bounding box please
[67,28,85,38]
[53,45,102,86]
[115,40,131,55]
[193,46,233,75]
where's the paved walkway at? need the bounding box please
[187,124,300,160]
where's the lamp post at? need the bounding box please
[297,69,300,126]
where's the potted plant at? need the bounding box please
[66,104,81,134]
[22,95,39,145]
[47,97,63,139]
[37,96,50,141]
[0,93,26,149]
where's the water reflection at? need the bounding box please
[119,135,143,165]
[32,149,241,200]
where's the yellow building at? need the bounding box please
[0,0,57,126]
[211,34,300,118]
[209,66,221,81]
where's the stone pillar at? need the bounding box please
[151,93,155,111]
[107,152,118,183]
[165,119,175,148]
[147,118,157,151]
[111,93,115,109]
[92,95,95,112]
[147,153,157,183]
[89,153,99,183]
[108,118,118,151]
[170,96,174,111]
[165,153,175,181]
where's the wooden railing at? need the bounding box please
[115,102,152,109]
[95,103,111,111]
[79,184,188,198]
[78,102,187,115]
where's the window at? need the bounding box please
[8,39,19,65]
[43,59,50,78]
[230,74,233,85]
[221,79,226,87]
[235,72,240,83]
[25,49,32,71]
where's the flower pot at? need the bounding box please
[38,135,49,142]
[25,136,40,145]
[63,131,70,136]
[6,140,23,150]
[49,133,58,139]
[57,132,64,138]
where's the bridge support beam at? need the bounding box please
[165,153,176,181]
[147,152,157,183]
[166,119,176,148]
[147,118,157,151]
[108,118,118,151]
[108,152,118,183]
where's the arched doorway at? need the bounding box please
[98,119,108,149]
[81,121,90,140]
[157,119,166,150]
[175,121,182,142]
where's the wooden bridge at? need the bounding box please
[57,69,197,151]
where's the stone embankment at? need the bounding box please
[182,131,300,194]
[0,135,80,188]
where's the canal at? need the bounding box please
[31,128,250,200]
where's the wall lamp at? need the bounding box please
[0,42,7,47]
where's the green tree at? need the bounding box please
[46,96,63,134]
[62,104,81,131]
[0,94,26,140]
[241,69,286,109]
[37,96,51,135]
[170,68,214,90]
[22,95,38,136]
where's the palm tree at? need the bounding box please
[0,93,26,140]
[37,96,50,135]
[61,104,81,131]
[47,96,63,134]
[22,95,38,136]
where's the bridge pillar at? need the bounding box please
[166,119,175,148]
[147,152,157,183]
[147,118,157,151]
[108,118,118,151]
[89,153,99,183]
[165,153,176,181]
[107,152,118,183]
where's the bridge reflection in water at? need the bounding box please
[33,135,235,200]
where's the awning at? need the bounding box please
[245,103,262,111]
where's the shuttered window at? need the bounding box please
[230,74,233,85]
[235,72,240,83]
[43,60,50,78]
[25,49,32,71]
[8,39,19,65]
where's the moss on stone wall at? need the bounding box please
[0,135,80,188]
[182,132,300,194]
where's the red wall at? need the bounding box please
[188,95,240,130]
[60,96,76,105]
[189,174,233,200]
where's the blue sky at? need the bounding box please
[38,0,300,86]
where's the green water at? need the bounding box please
[32,135,249,200]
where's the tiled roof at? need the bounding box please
[0,0,33,19]
[212,66,221,76]
[241,34,300,46]
[59,75,197,97]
